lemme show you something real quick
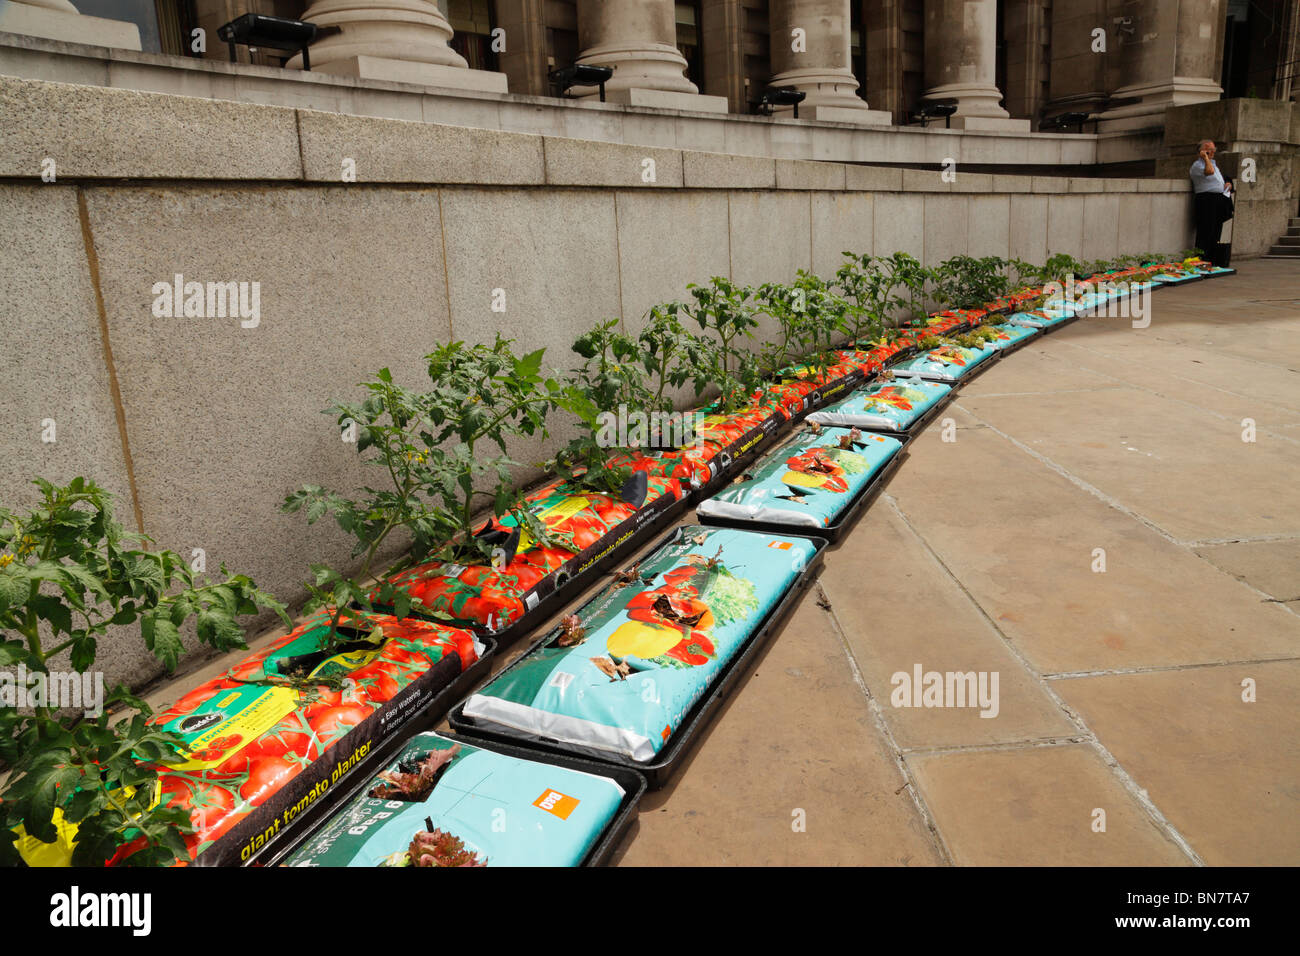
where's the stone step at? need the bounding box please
[1275,235,1300,245]
[1265,246,1300,257]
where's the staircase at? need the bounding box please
[1265,217,1300,258]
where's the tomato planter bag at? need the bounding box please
[284,732,625,867]
[697,428,903,531]
[14,610,482,867]
[459,525,817,763]
[383,473,684,635]
[890,341,998,383]
[1007,306,1073,330]
[807,378,953,433]
[984,322,1040,351]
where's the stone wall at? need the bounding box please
[0,74,1194,688]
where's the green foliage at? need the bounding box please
[836,252,900,344]
[930,255,1013,310]
[285,338,572,617]
[0,477,286,867]
[881,252,932,325]
[683,277,763,414]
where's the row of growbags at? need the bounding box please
[696,427,904,532]
[13,609,483,867]
[381,472,684,636]
[458,524,818,765]
[808,378,953,433]
[891,340,999,382]
[284,733,629,867]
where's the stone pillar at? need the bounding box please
[700,0,746,113]
[1003,0,1049,121]
[287,0,509,92]
[573,0,728,111]
[864,0,907,124]
[0,0,142,50]
[495,0,549,96]
[921,0,1029,130]
[768,0,890,124]
[1043,0,1108,121]
[1097,0,1228,132]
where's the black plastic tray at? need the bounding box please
[695,432,910,543]
[247,636,497,867]
[448,528,828,789]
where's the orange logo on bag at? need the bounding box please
[534,789,579,820]
[662,725,672,742]
[767,541,793,550]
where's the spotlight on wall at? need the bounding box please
[1043,111,1091,133]
[913,102,958,128]
[549,64,614,102]
[758,86,807,119]
[218,14,317,69]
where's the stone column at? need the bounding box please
[921,0,1029,130]
[864,0,907,123]
[700,0,746,113]
[287,0,508,92]
[572,0,728,111]
[495,0,549,96]
[1097,0,1228,132]
[1043,0,1108,121]
[0,0,142,50]
[768,0,890,124]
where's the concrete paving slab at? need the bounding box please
[1192,539,1300,602]
[906,744,1191,865]
[886,425,1300,673]
[1055,660,1300,865]
[821,506,1078,749]
[958,385,1300,541]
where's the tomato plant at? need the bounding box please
[0,478,286,867]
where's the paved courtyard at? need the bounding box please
[609,258,1300,866]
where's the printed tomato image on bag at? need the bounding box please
[808,379,953,433]
[13,610,484,868]
[457,525,818,765]
[697,427,904,531]
[891,339,998,383]
[284,733,629,867]
[381,473,684,635]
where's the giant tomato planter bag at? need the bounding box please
[13,610,482,867]
[460,525,817,763]
[890,341,997,382]
[697,428,903,531]
[285,733,624,867]
[807,379,952,432]
[984,322,1039,351]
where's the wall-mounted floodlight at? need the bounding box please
[218,14,317,70]
[913,102,957,128]
[758,86,807,119]
[550,64,614,102]
[1043,111,1091,133]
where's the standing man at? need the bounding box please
[1190,139,1227,266]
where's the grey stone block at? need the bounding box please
[0,74,301,180]
[298,108,545,184]
[544,136,684,187]
[776,158,847,191]
[682,150,776,188]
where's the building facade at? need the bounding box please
[3,0,1296,132]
